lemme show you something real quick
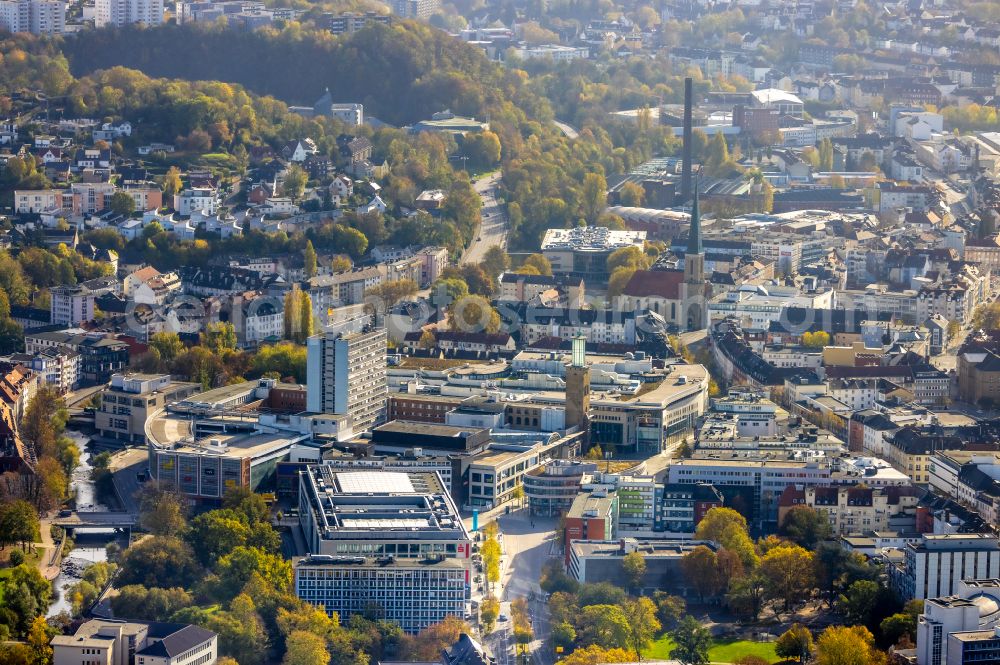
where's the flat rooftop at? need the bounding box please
[295,554,468,570]
[303,467,468,541]
[157,431,303,460]
[570,539,717,558]
[374,421,485,438]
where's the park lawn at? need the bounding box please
[644,635,780,663]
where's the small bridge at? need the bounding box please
[52,511,137,531]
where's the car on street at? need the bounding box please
[498,614,509,622]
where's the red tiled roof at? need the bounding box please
[623,269,684,300]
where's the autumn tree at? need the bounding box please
[607,245,650,273]
[480,246,511,279]
[480,595,500,633]
[801,331,831,348]
[365,279,419,315]
[815,625,884,665]
[694,507,758,568]
[519,253,552,275]
[403,616,471,661]
[161,166,183,197]
[303,240,318,279]
[681,546,721,602]
[137,482,188,536]
[581,172,608,224]
[619,182,645,207]
[283,630,330,665]
[775,624,814,663]
[201,322,238,355]
[760,544,815,612]
[448,295,500,333]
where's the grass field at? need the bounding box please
[644,635,781,663]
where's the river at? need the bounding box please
[46,430,120,617]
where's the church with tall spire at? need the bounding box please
[618,182,709,332]
[681,183,707,330]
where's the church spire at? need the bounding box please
[687,180,702,256]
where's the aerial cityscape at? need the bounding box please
[2,1,1000,664]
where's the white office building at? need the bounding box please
[917,579,1000,665]
[893,534,1000,600]
[0,0,65,35]
[306,328,387,432]
[95,0,163,26]
[295,468,471,632]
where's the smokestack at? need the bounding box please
[681,77,693,202]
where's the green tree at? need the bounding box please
[670,615,712,665]
[727,572,767,622]
[818,138,834,171]
[281,164,308,201]
[118,537,201,589]
[0,500,40,551]
[110,190,136,216]
[652,592,685,630]
[780,505,833,549]
[576,604,631,650]
[187,510,252,566]
[880,612,917,648]
[776,624,814,663]
[201,322,238,355]
[706,131,730,176]
[283,630,330,665]
[111,585,193,621]
[303,240,318,279]
[217,546,292,598]
[581,172,608,224]
[623,597,661,660]
[463,130,502,168]
[149,332,184,363]
[619,181,645,207]
[839,579,880,626]
[623,551,646,593]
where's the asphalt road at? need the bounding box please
[484,511,558,665]
[462,171,508,266]
[554,120,579,139]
